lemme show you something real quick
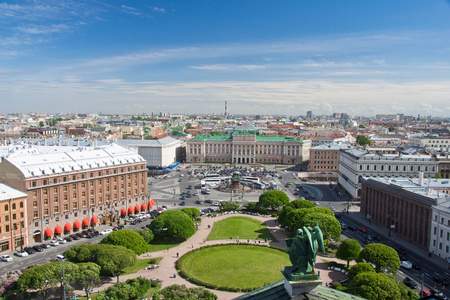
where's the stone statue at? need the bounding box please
[286,222,325,276]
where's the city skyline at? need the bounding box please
[1,1,450,116]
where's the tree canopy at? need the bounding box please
[299,212,341,240]
[135,228,154,243]
[336,239,361,268]
[356,135,371,147]
[149,210,196,242]
[347,272,401,300]
[357,243,400,275]
[289,199,316,209]
[99,277,157,300]
[258,190,289,211]
[100,229,149,255]
[153,284,217,300]
[348,262,375,280]
[181,207,201,219]
[219,201,240,212]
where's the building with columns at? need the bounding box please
[0,144,148,245]
[360,176,450,249]
[186,124,311,165]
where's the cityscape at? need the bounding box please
[1,1,450,299]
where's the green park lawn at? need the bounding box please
[177,244,290,290]
[207,216,277,242]
[148,241,181,252]
[121,257,163,276]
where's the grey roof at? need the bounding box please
[116,136,182,149]
[2,144,145,178]
[0,183,28,201]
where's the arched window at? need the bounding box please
[4,204,8,211]
[19,202,23,208]
[12,203,16,210]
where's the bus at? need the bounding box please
[269,182,278,190]
[241,176,260,185]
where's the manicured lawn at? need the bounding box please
[122,257,163,276]
[207,216,277,242]
[178,244,290,290]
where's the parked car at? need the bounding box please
[70,234,81,240]
[57,238,67,244]
[403,277,418,289]
[400,261,412,269]
[113,225,125,231]
[1,255,13,262]
[33,245,44,252]
[195,200,203,204]
[49,240,59,246]
[358,227,368,233]
[395,248,407,255]
[64,236,73,242]
[14,250,28,257]
[412,263,421,270]
[55,255,66,262]
[25,247,36,254]
[180,201,186,206]
[40,243,50,249]
[100,229,113,235]
[398,253,407,261]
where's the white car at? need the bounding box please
[55,254,67,262]
[15,251,28,257]
[49,240,59,246]
[57,238,67,244]
[1,255,13,262]
[100,229,113,235]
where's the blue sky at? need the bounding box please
[1,1,450,117]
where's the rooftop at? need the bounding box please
[0,183,28,201]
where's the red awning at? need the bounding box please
[64,223,72,231]
[149,199,156,207]
[128,206,134,214]
[91,216,98,224]
[73,220,81,229]
[82,218,90,226]
[54,225,63,234]
[134,205,140,212]
[147,201,151,208]
[44,228,53,237]
[141,203,147,210]
[121,208,127,215]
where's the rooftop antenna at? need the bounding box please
[225,100,228,119]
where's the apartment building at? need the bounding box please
[338,148,438,198]
[0,144,148,245]
[0,183,28,253]
[309,145,350,172]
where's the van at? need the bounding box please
[400,261,412,269]
[55,255,66,262]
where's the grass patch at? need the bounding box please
[207,216,277,242]
[121,257,163,276]
[177,244,290,291]
[148,240,182,252]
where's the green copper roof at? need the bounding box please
[189,134,310,143]
[256,136,309,143]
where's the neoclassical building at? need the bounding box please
[186,124,311,165]
[0,144,148,245]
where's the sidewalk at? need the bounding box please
[72,213,350,300]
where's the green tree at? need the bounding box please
[76,263,101,299]
[356,135,371,147]
[18,263,58,300]
[135,228,154,243]
[98,248,136,283]
[435,172,443,179]
[358,243,400,275]
[336,239,361,268]
[219,201,240,212]
[100,229,149,255]
[154,284,217,300]
[347,272,401,300]
[359,124,366,128]
[348,262,375,280]
[181,207,201,219]
[38,121,44,127]
[149,210,196,242]
[289,199,316,209]
[388,126,395,132]
[300,212,341,240]
[50,261,78,299]
[258,190,289,211]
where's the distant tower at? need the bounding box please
[306,111,312,119]
[224,101,228,119]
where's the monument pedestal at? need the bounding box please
[282,267,322,299]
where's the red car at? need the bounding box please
[358,227,368,233]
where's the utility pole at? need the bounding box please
[63,266,66,300]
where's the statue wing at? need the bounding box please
[315,223,326,253]
[303,226,314,255]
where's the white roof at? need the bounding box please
[0,183,27,201]
[2,144,145,178]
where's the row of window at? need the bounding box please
[0,221,25,234]
[0,211,24,222]
[358,164,436,172]
[2,201,24,211]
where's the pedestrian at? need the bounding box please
[192,243,194,248]
[203,239,206,244]
[176,252,179,258]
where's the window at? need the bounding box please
[33,201,37,207]
[64,204,68,211]
[54,197,58,204]
[44,208,49,215]
[12,214,16,220]
[5,215,9,222]
[82,200,86,207]
[33,211,38,218]
[53,189,57,195]
[12,203,16,210]
[73,202,77,209]
[19,202,23,208]
[63,186,67,192]
[73,184,76,190]
[43,189,48,196]
[5,225,9,233]
[32,181,36,187]
[4,204,8,211]
[20,212,24,218]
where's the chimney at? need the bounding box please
[418,172,424,186]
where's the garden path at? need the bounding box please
[73,213,348,300]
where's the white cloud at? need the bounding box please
[190,64,267,71]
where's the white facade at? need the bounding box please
[137,137,184,168]
[410,135,450,149]
[430,201,450,259]
[338,148,438,198]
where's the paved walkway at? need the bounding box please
[73,213,349,300]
